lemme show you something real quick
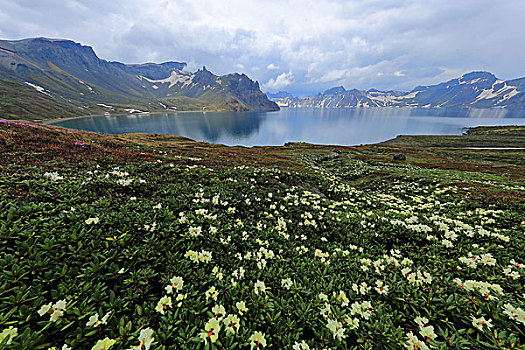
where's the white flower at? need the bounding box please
[319,303,331,318]
[281,278,293,289]
[44,172,64,181]
[502,303,525,325]
[375,280,389,295]
[206,287,218,301]
[236,301,248,315]
[292,340,310,350]
[405,331,429,350]
[189,226,202,237]
[101,311,111,324]
[233,267,245,279]
[200,318,221,344]
[39,300,66,322]
[334,290,349,306]
[249,331,267,349]
[222,314,240,334]
[165,276,184,294]
[254,280,266,295]
[198,250,212,263]
[212,304,226,319]
[419,325,437,341]
[470,315,493,331]
[38,302,53,316]
[326,319,345,340]
[0,326,17,346]
[414,316,427,327]
[90,337,116,350]
[50,308,64,322]
[345,315,360,330]
[85,217,100,225]
[133,328,154,350]
[155,296,172,314]
[86,313,99,327]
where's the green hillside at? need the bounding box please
[0,38,278,119]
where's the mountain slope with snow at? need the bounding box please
[0,37,278,117]
[271,72,525,109]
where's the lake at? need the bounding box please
[54,107,525,146]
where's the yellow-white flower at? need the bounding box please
[165,276,184,294]
[86,313,99,327]
[206,286,218,301]
[503,303,525,325]
[222,314,240,334]
[200,318,221,344]
[85,217,100,225]
[0,326,17,346]
[405,331,429,350]
[254,280,266,295]
[212,304,226,319]
[90,337,116,350]
[326,319,345,340]
[155,296,172,314]
[470,315,493,331]
[236,301,248,315]
[249,331,267,349]
[37,302,53,316]
[292,340,310,350]
[281,278,293,290]
[132,327,154,350]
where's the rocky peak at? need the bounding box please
[323,86,346,95]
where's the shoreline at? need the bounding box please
[41,110,213,125]
[38,116,525,149]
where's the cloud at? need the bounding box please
[263,71,295,91]
[0,0,524,95]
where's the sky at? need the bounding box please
[0,0,524,96]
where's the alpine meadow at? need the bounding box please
[1,1,525,350]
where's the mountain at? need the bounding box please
[266,91,294,99]
[0,37,278,119]
[271,72,525,109]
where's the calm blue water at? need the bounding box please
[54,107,525,146]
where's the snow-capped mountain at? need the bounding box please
[271,72,525,109]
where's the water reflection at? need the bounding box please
[56,108,525,146]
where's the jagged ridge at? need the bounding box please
[0,37,278,118]
[271,72,525,109]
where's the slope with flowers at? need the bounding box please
[0,120,524,349]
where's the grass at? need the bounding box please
[0,121,524,349]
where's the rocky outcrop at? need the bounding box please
[0,37,278,113]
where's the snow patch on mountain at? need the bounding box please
[78,80,94,93]
[396,91,420,100]
[499,87,519,102]
[141,70,194,88]
[25,82,52,97]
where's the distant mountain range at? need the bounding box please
[0,37,278,119]
[270,71,525,109]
